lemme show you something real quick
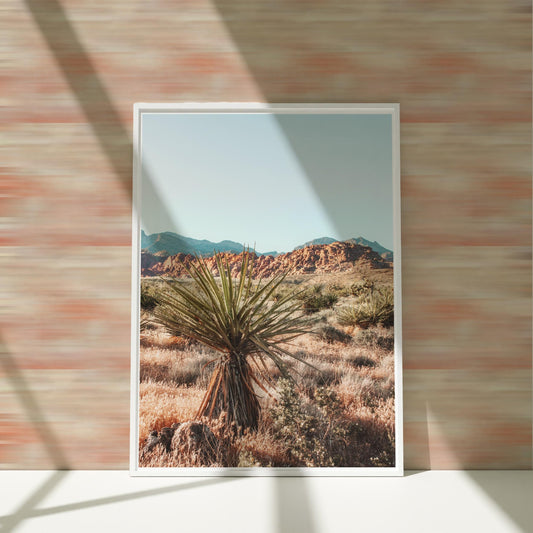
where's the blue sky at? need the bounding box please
[141,112,393,253]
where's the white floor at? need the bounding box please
[0,471,532,533]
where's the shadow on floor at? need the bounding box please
[274,476,317,533]
[465,471,533,533]
[0,471,235,533]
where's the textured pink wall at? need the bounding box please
[2,0,531,469]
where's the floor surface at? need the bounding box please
[0,470,532,533]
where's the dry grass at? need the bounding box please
[138,380,204,445]
[138,276,396,468]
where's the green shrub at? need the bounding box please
[336,306,359,327]
[299,285,338,314]
[326,283,352,298]
[270,379,348,467]
[349,278,374,297]
[337,287,394,328]
[303,293,338,314]
[295,283,322,300]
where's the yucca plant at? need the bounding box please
[153,251,313,431]
[337,286,394,329]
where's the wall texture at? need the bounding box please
[2,0,531,469]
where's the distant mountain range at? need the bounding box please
[295,236,393,261]
[141,230,392,260]
[294,237,338,249]
[141,230,278,257]
[142,240,392,279]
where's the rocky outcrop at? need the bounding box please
[141,241,392,279]
[171,421,218,463]
[141,423,180,455]
[140,421,221,465]
[141,251,169,277]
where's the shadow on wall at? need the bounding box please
[0,334,71,532]
[0,336,69,471]
[5,1,532,533]
[24,0,175,231]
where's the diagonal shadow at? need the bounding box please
[0,476,235,526]
[274,476,317,533]
[465,471,533,533]
[0,335,69,470]
[24,0,175,232]
[0,470,69,533]
[0,337,71,531]
[25,0,129,188]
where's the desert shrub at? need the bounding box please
[271,287,293,303]
[270,379,331,466]
[355,328,394,351]
[237,449,263,467]
[345,354,376,368]
[289,353,340,391]
[270,379,348,466]
[341,374,394,407]
[141,281,162,311]
[140,361,168,383]
[300,285,338,314]
[344,400,396,467]
[235,415,294,467]
[326,283,351,298]
[166,335,199,350]
[349,278,374,297]
[316,325,352,345]
[337,287,394,328]
[300,366,339,391]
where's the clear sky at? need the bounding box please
[141,112,393,253]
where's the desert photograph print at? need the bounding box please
[131,104,402,475]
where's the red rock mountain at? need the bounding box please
[141,241,392,278]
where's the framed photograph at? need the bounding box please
[130,103,402,476]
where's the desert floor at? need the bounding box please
[138,272,396,468]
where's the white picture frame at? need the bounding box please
[131,103,403,476]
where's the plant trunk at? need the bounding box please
[197,352,260,431]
